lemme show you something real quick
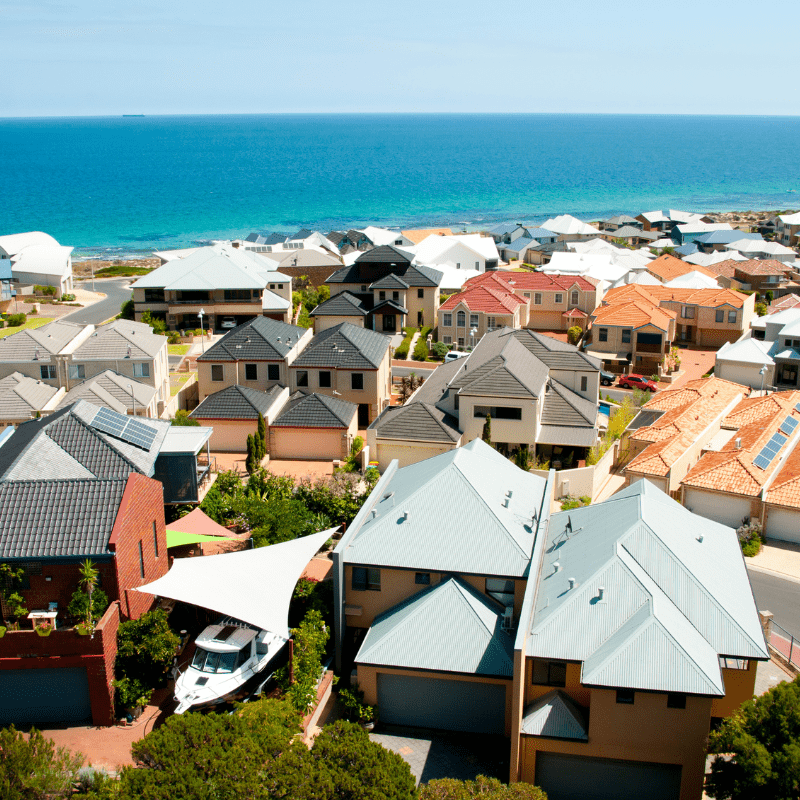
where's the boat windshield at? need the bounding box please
[191,647,242,674]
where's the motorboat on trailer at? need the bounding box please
[174,617,286,714]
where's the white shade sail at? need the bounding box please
[135,528,336,639]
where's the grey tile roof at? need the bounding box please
[271,391,356,428]
[371,299,408,314]
[510,329,601,372]
[343,438,548,577]
[355,245,415,264]
[0,479,129,559]
[74,320,166,360]
[369,402,461,443]
[310,291,368,318]
[326,263,442,288]
[191,384,285,421]
[355,577,514,677]
[369,273,409,290]
[198,317,308,363]
[540,380,598,428]
[0,320,85,362]
[291,323,390,370]
[0,372,59,419]
[57,370,157,414]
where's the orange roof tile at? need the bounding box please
[591,299,675,331]
[769,293,800,313]
[646,254,716,282]
[440,285,526,314]
[401,228,454,244]
[605,284,748,309]
[765,443,800,510]
[702,259,739,279]
[733,259,792,277]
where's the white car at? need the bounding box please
[220,317,237,329]
[444,351,469,363]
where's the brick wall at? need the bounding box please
[108,473,168,620]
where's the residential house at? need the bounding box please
[56,370,160,418]
[288,323,391,426]
[0,259,16,311]
[485,223,532,244]
[681,391,800,537]
[541,215,603,241]
[411,233,500,272]
[0,231,74,296]
[710,259,795,293]
[635,210,712,233]
[723,238,797,263]
[622,378,749,496]
[309,291,370,333]
[130,245,293,332]
[257,248,343,289]
[196,317,312,402]
[0,372,63,427]
[240,231,292,253]
[370,328,599,467]
[438,285,528,347]
[189,384,289,452]
[776,211,800,246]
[693,230,762,253]
[401,228,454,244]
[520,241,569,266]
[269,391,358,461]
[714,338,776,390]
[645,254,717,284]
[600,214,642,232]
[769,293,800,313]
[672,222,732,246]
[500,230,560,263]
[0,319,170,415]
[332,446,767,800]
[762,433,800,543]
[326,245,443,329]
[326,230,373,255]
[0,472,167,727]
[601,226,658,247]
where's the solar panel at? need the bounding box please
[91,406,158,451]
[753,454,772,470]
[780,416,799,436]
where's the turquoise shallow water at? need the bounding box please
[1,113,799,258]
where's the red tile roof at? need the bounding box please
[604,284,748,309]
[591,299,676,331]
[646,254,716,282]
[440,285,526,314]
[769,293,800,313]
[733,259,792,276]
[464,271,596,293]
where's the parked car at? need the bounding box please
[618,374,658,392]
[220,317,238,329]
[444,351,470,363]
[600,370,616,386]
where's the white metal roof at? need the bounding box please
[160,425,213,454]
[542,215,602,236]
[0,231,61,257]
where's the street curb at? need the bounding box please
[746,563,800,586]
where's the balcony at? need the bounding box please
[634,342,665,354]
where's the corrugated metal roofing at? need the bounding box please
[355,577,514,677]
[521,690,588,740]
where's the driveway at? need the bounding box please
[370,726,509,786]
[64,278,133,325]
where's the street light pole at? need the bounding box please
[198,308,206,355]
[127,384,137,416]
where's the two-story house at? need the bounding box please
[131,245,293,332]
[0,231,74,297]
[776,211,800,246]
[438,285,528,347]
[333,447,768,800]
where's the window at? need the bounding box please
[598,328,608,342]
[267,364,280,381]
[494,406,522,420]
[144,289,165,303]
[68,364,85,380]
[534,293,542,305]
[319,371,331,388]
[40,364,56,380]
[418,288,424,298]
[470,314,479,327]
[392,291,399,301]
[728,310,737,324]
[153,522,159,558]
[474,405,491,418]
[457,311,466,326]
[361,285,367,292]
[555,293,563,304]
[581,375,588,392]
[269,284,275,290]
[224,289,251,301]
[531,660,567,687]
[138,541,145,580]
[616,689,635,704]
[621,329,631,344]
[443,335,452,344]
[486,577,515,605]
[667,693,686,709]
[487,316,496,328]
[211,364,224,382]
[296,370,308,387]
[570,291,579,305]
[133,362,150,378]
[351,373,364,390]
[352,567,380,591]
[443,313,453,327]
[523,292,531,299]
[244,363,258,381]
[715,308,724,323]
[475,261,480,269]
[379,291,386,301]
[681,305,695,319]
[415,572,431,585]
[458,338,464,347]
[456,262,460,268]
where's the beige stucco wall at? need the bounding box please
[548,368,599,404]
[458,394,541,448]
[313,315,365,334]
[438,303,520,345]
[269,424,353,460]
[367,436,459,471]
[198,359,289,401]
[331,283,440,329]
[710,661,758,718]
[198,419,255,452]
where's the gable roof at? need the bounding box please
[354,245,415,265]
[540,380,598,428]
[522,690,589,740]
[326,262,443,288]
[368,401,461,443]
[191,384,285,421]
[56,370,156,414]
[646,254,715,283]
[732,259,792,277]
[769,294,800,313]
[369,273,410,290]
[0,320,86,361]
[355,577,514,677]
[509,329,601,371]
[606,283,748,309]
[440,285,526,315]
[401,228,454,244]
[291,323,390,370]
[0,373,60,419]
[271,390,356,428]
[591,299,676,331]
[343,438,548,577]
[464,270,596,294]
[528,480,768,695]
[198,317,308,362]
[74,319,166,360]
[310,291,368,318]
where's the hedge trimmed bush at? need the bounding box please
[394,326,416,360]
[6,313,25,327]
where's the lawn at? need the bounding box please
[170,372,194,396]
[0,317,54,338]
[168,344,191,356]
[95,265,152,277]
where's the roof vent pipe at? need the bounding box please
[553,562,561,573]
[735,438,742,449]
[502,497,509,508]
[568,578,575,589]
[598,586,605,600]
[371,509,377,519]
[697,534,704,543]
[402,510,408,521]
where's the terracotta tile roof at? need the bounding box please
[465,271,596,293]
[702,259,739,279]
[681,391,800,496]
[401,228,454,244]
[769,293,800,313]
[626,378,749,477]
[765,443,800,510]
[563,308,588,318]
[733,259,792,277]
[591,299,675,331]
[440,285,526,314]
[646,254,716,282]
[604,284,748,309]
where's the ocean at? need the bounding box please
[1,113,799,259]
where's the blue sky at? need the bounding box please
[2,0,799,117]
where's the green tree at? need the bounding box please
[755,302,768,316]
[67,586,109,626]
[256,413,267,460]
[420,776,547,799]
[140,310,167,336]
[766,290,774,304]
[115,608,180,692]
[277,608,329,712]
[431,341,449,359]
[707,676,800,800]
[513,445,531,471]
[171,409,199,426]
[0,563,28,628]
[482,413,492,444]
[119,298,135,320]
[0,726,84,800]
[246,434,257,474]
[566,325,582,345]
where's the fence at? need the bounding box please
[767,619,800,672]
[531,440,619,501]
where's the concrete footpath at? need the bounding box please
[748,540,800,583]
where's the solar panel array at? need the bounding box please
[752,431,787,471]
[779,416,799,437]
[91,406,158,451]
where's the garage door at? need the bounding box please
[271,428,343,460]
[377,673,506,734]
[204,420,251,452]
[535,752,681,800]
[684,488,752,529]
[766,506,800,544]
[0,667,91,725]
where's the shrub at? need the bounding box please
[560,495,591,511]
[167,331,181,344]
[755,301,768,317]
[513,445,531,471]
[115,608,180,693]
[277,608,329,712]
[412,336,429,360]
[119,298,135,320]
[141,310,167,335]
[113,676,153,713]
[567,325,582,345]
[766,289,774,303]
[35,284,57,296]
[394,326,416,360]
[60,293,76,302]
[67,586,109,624]
[738,520,764,557]
[171,409,199,426]
[338,687,375,724]
[420,776,547,799]
[431,341,449,359]
[6,313,25,327]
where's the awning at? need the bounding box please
[166,507,235,538]
[583,349,630,362]
[135,528,336,638]
[166,531,237,548]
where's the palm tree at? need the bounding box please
[78,559,99,629]
[398,373,425,405]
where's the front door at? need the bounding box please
[382,314,396,333]
[778,363,799,387]
[358,403,370,427]
[417,311,424,326]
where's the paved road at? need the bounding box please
[747,568,800,640]
[63,278,133,325]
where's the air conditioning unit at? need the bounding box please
[502,605,515,632]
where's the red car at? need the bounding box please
[618,373,658,392]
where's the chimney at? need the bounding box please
[697,534,704,543]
